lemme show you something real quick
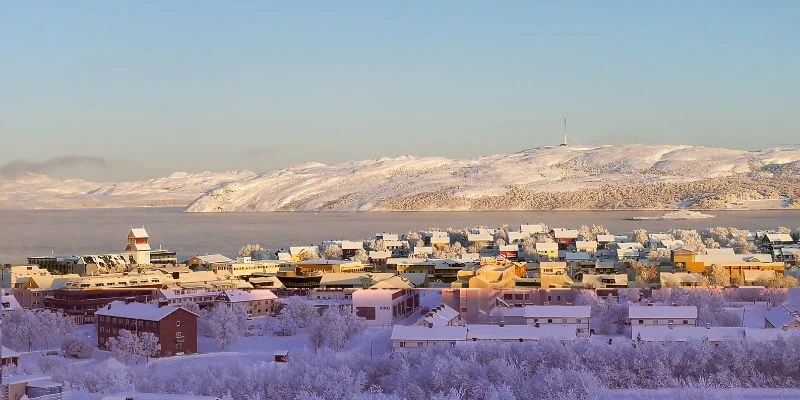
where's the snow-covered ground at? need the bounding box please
[3,144,800,211]
[184,144,800,212]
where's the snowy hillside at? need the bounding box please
[0,170,256,209]
[4,145,799,211]
[185,145,800,212]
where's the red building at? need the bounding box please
[95,300,198,357]
[45,288,157,324]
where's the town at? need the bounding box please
[1,224,799,399]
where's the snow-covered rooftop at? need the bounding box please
[391,325,467,341]
[523,305,591,319]
[629,305,698,320]
[95,300,196,321]
[221,289,278,303]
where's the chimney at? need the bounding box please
[499,320,505,327]
[668,322,674,329]
[428,323,433,328]
[706,322,711,329]
[783,324,789,331]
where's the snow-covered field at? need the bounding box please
[2,145,800,211]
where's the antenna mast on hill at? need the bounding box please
[559,118,568,147]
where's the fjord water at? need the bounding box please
[1,207,798,263]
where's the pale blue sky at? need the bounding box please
[2,1,798,180]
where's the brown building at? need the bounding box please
[95,300,198,357]
[45,288,157,324]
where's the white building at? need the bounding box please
[352,289,420,327]
[391,325,467,351]
[124,228,151,265]
[629,305,698,326]
[523,305,592,336]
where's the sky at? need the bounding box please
[2,1,798,181]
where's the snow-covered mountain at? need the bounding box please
[185,145,800,212]
[4,145,800,211]
[0,170,257,209]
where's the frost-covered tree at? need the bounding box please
[368,239,387,252]
[108,329,141,365]
[630,262,658,283]
[352,249,369,263]
[2,308,40,351]
[673,229,706,253]
[275,297,318,336]
[632,229,648,245]
[297,247,319,261]
[307,307,365,351]
[708,265,730,287]
[239,243,269,260]
[138,332,161,361]
[38,309,75,348]
[202,304,248,349]
[322,245,343,260]
[648,247,671,261]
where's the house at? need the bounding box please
[550,229,579,249]
[647,233,674,248]
[412,246,434,258]
[154,289,221,308]
[774,247,800,265]
[1,346,19,367]
[390,258,464,283]
[498,245,520,260]
[451,261,525,289]
[581,274,628,288]
[660,272,706,288]
[45,286,158,324]
[506,231,529,244]
[124,228,151,265]
[339,240,365,259]
[762,233,795,248]
[534,243,559,260]
[538,262,573,288]
[149,248,178,265]
[391,325,467,351]
[467,230,494,249]
[523,305,591,336]
[632,325,745,343]
[417,303,461,327]
[596,235,616,249]
[423,231,451,248]
[1,375,65,400]
[352,289,420,327]
[248,275,286,290]
[186,254,233,269]
[629,305,698,326]
[616,243,644,261]
[761,308,800,330]
[376,233,399,242]
[575,241,598,254]
[1,265,53,289]
[658,240,685,251]
[368,251,392,266]
[216,289,279,317]
[1,293,21,312]
[95,300,199,356]
[520,224,546,234]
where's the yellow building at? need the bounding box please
[451,259,526,289]
[294,259,371,274]
[675,249,785,278]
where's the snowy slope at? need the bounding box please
[185,145,800,212]
[0,170,256,209]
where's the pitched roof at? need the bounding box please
[535,242,558,251]
[1,346,20,359]
[629,305,698,319]
[761,308,800,328]
[764,233,794,243]
[95,300,197,321]
[524,305,591,319]
[193,254,233,264]
[129,228,149,238]
[221,289,278,303]
[551,228,579,239]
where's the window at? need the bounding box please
[176,321,181,327]
[638,320,644,324]
[683,320,689,325]
[176,343,182,350]
[547,319,553,323]
[399,341,406,347]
